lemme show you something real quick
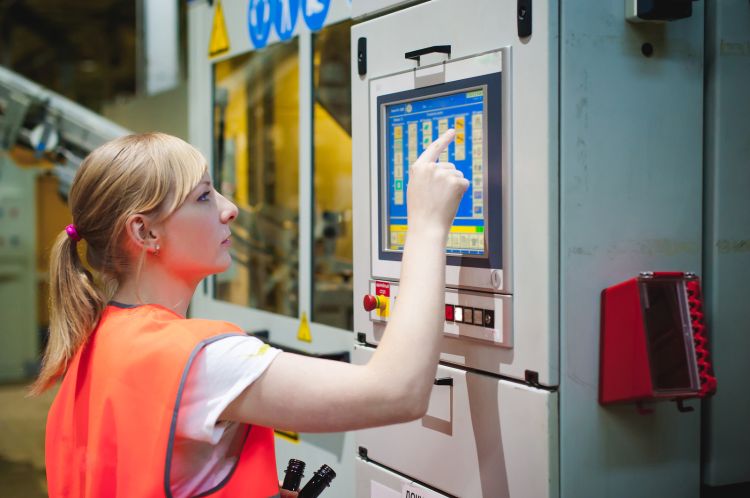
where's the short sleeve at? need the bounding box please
[176,335,281,444]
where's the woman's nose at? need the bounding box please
[219,194,238,223]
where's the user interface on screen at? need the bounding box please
[383,87,487,257]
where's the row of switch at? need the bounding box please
[445,304,494,328]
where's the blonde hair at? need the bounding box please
[31,132,207,394]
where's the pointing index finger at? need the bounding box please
[418,129,455,163]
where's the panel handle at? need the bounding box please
[405,45,451,66]
[434,377,453,386]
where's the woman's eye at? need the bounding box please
[198,191,211,202]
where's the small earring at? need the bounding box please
[153,244,160,256]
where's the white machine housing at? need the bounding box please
[353,0,559,386]
[351,1,559,497]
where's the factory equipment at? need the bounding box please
[0,66,130,381]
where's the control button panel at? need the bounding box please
[368,280,512,347]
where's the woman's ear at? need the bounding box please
[124,214,160,254]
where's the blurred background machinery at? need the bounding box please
[0,65,130,381]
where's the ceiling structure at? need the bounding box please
[0,0,137,111]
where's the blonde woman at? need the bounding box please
[33,131,467,498]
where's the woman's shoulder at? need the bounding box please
[100,303,244,343]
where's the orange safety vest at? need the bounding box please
[46,304,281,498]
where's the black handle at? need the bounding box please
[434,377,453,386]
[405,45,451,65]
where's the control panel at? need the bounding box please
[363,280,512,347]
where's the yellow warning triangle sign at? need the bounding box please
[297,312,312,343]
[209,0,230,57]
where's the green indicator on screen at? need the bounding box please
[466,90,483,98]
[476,227,484,233]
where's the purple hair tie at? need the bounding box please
[65,224,82,242]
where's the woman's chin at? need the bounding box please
[216,258,233,274]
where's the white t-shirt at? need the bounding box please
[169,334,281,498]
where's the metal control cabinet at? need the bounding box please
[352,1,560,496]
[352,0,559,386]
[182,0,746,495]
[352,0,712,497]
[354,346,558,498]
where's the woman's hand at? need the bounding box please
[406,129,470,240]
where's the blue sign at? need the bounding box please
[301,0,330,32]
[272,0,300,41]
[248,0,273,49]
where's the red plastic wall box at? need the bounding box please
[599,272,717,409]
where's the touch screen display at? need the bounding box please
[383,88,487,257]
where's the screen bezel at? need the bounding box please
[376,72,502,269]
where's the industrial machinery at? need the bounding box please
[349,1,748,496]
[0,66,130,381]
[183,0,749,496]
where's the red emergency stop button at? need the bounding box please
[363,294,386,312]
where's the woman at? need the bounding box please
[33,130,467,497]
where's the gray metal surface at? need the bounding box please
[702,0,750,487]
[559,1,705,497]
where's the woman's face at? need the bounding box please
[157,172,238,282]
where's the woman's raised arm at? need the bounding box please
[220,130,468,432]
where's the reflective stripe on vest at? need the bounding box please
[46,304,280,498]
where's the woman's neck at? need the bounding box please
[112,265,199,318]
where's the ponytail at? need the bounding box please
[29,231,106,394]
[28,132,208,395]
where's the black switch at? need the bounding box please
[357,37,367,76]
[517,0,532,38]
[483,309,495,328]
